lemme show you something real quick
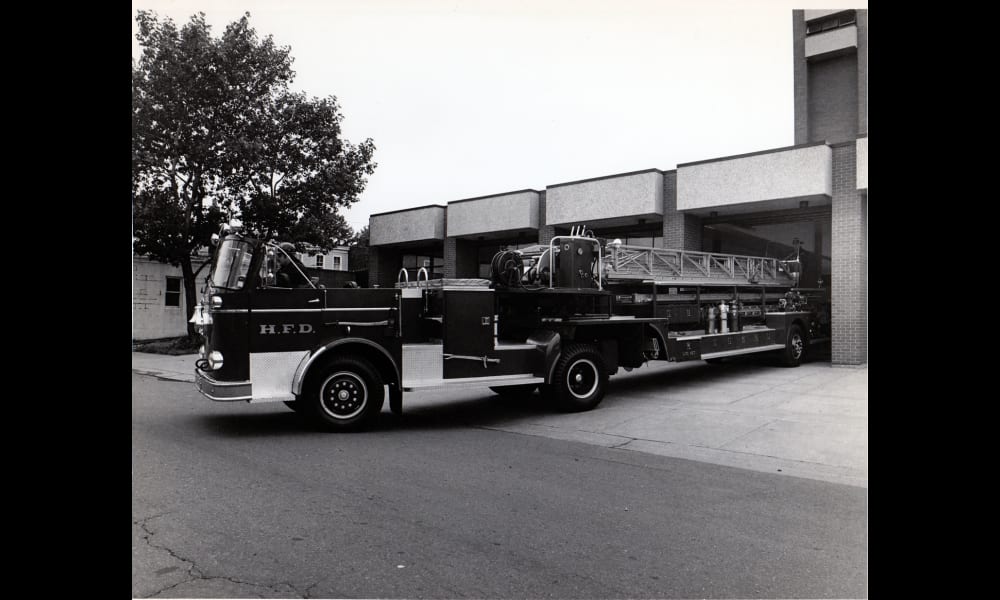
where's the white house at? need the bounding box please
[300,245,349,271]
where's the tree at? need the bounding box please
[132,11,376,336]
[350,225,370,248]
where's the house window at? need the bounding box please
[315,255,325,268]
[333,256,342,270]
[165,277,181,307]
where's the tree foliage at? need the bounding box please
[350,225,370,248]
[132,11,375,332]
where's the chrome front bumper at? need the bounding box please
[195,369,252,402]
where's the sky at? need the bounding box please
[132,0,865,234]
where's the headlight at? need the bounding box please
[208,351,224,370]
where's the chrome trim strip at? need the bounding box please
[403,374,544,391]
[677,328,776,341]
[211,309,249,314]
[253,308,324,313]
[701,344,786,359]
[292,338,401,395]
[323,307,392,312]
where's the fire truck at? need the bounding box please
[193,224,829,431]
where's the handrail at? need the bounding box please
[605,244,790,285]
[416,267,429,286]
[397,268,409,283]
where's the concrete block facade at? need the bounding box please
[805,25,858,58]
[370,205,445,246]
[446,191,540,238]
[677,144,832,213]
[545,170,664,226]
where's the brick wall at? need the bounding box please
[793,10,809,145]
[661,171,702,250]
[831,142,867,365]
[537,191,555,245]
[807,53,859,144]
[443,237,457,278]
[857,9,868,134]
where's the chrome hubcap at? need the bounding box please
[320,372,368,420]
[567,359,599,399]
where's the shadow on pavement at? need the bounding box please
[190,349,832,438]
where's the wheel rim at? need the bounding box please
[790,333,804,359]
[566,359,599,399]
[319,371,368,420]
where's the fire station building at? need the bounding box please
[368,10,867,366]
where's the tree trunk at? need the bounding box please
[181,256,199,339]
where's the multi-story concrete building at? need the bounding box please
[368,9,867,366]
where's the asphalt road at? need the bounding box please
[132,373,867,598]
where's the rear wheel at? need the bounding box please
[780,324,806,367]
[304,357,384,431]
[548,344,607,412]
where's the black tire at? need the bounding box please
[303,357,385,431]
[489,384,539,398]
[780,324,806,367]
[548,344,607,412]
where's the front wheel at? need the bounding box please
[304,357,384,431]
[547,344,608,412]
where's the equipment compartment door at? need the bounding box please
[443,290,494,356]
[442,290,497,378]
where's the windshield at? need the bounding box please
[210,238,255,290]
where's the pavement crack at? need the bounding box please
[135,514,203,598]
[607,436,636,449]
